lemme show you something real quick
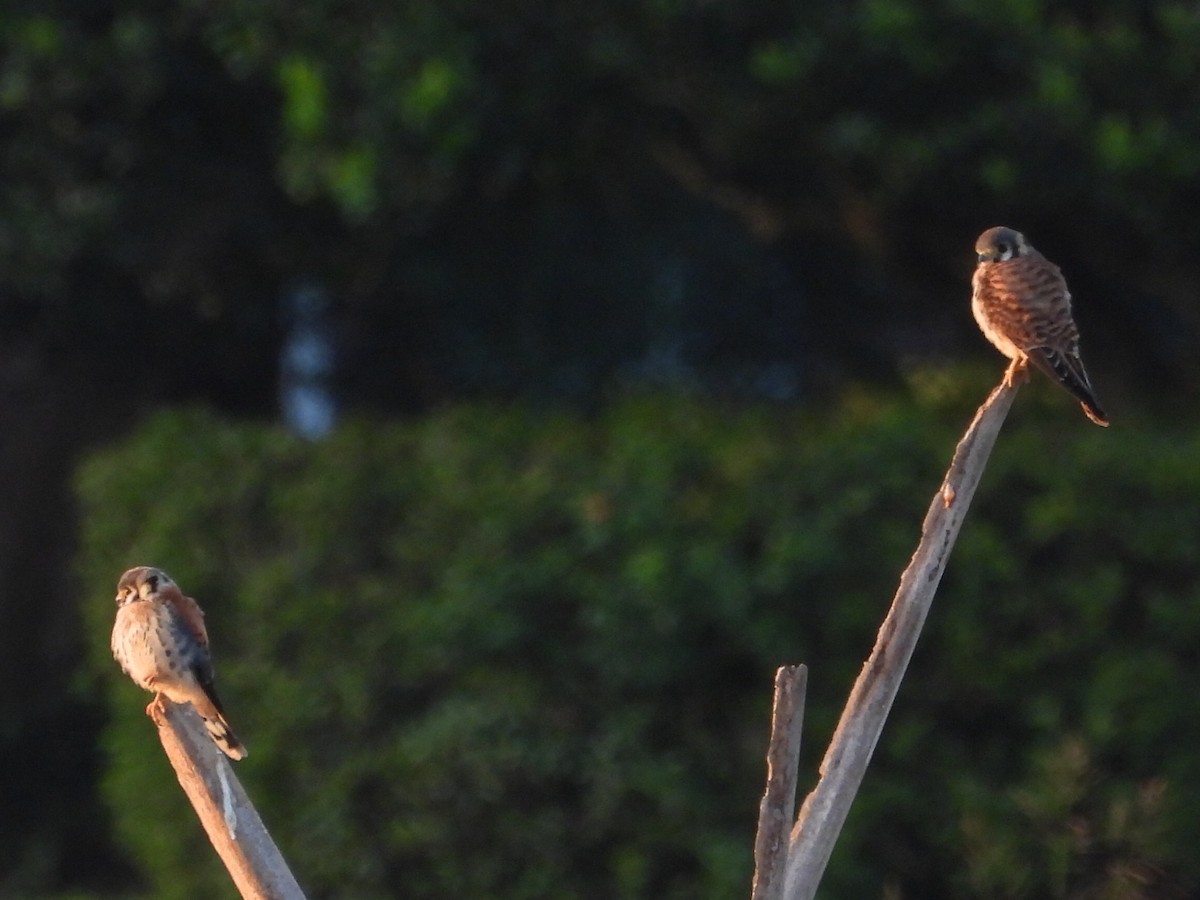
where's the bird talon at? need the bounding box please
[145,692,168,719]
[1002,358,1029,389]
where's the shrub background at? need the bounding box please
[79,382,1200,898]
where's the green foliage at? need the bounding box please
[159,0,1200,246]
[79,385,1200,898]
[2,2,1198,415]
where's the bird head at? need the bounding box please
[115,566,175,606]
[975,226,1028,263]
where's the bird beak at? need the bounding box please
[977,252,990,263]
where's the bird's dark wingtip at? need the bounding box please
[1026,348,1109,428]
[1083,403,1110,427]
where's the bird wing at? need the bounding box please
[1024,346,1109,425]
[166,590,210,651]
[163,597,231,716]
[1025,346,1095,396]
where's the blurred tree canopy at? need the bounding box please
[2,1,1200,895]
[78,388,1200,899]
[2,0,1199,408]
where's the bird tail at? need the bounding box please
[1026,347,1110,427]
[195,693,248,760]
[1078,399,1110,427]
[203,711,248,760]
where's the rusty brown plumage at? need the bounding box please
[971,226,1109,426]
[111,566,247,760]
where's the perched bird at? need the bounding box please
[972,226,1109,426]
[111,566,247,760]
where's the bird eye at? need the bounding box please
[145,574,159,591]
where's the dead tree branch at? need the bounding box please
[757,377,1018,900]
[148,700,306,900]
[751,665,808,900]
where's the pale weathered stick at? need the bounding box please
[781,377,1019,900]
[751,665,808,900]
[149,700,306,900]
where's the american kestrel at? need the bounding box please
[972,226,1109,426]
[111,566,247,760]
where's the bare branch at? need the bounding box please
[782,378,1019,900]
[751,665,808,900]
[149,700,306,900]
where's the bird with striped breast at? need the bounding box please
[111,566,248,760]
[972,225,1109,426]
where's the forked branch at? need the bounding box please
[751,377,1020,900]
